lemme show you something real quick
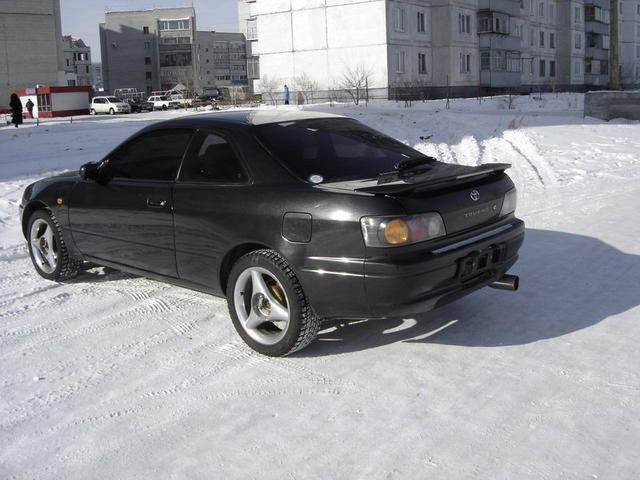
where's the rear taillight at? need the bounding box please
[500,188,517,217]
[360,213,446,247]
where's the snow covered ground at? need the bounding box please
[1,94,639,479]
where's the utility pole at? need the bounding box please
[609,0,620,89]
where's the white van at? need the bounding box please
[147,95,181,110]
[90,96,131,115]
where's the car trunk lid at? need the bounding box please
[321,161,512,235]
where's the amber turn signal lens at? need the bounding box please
[384,219,409,244]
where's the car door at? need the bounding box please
[172,130,252,290]
[93,98,105,113]
[69,128,195,277]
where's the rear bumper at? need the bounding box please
[300,218,524,319]
[364,218,524,318]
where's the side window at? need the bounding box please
[180,133,248,184]
[106,129,194,181]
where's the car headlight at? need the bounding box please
[360,212,446,247]
[500,188,517,216]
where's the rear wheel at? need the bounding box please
[162,104,167,111]
[227,250,320,356]
[89,108,96,115]
[27,210,81,281]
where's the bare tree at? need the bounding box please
[340,64,373,105]
[175,68,196,95]
[259,75,280,105]
[610,0,620,89]
[294,72,319,104]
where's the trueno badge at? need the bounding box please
[470,190,480,201]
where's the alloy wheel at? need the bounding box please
[233,267,290,345]
[30,218,58,274]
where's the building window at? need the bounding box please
[539,2,545,17]
[86,65,89,73]
[395,51,406,73]
[248,59,260,78]
[460,53,471,73]
[637,45,640,58]
[459,13,471,34]
[550,3,555,20]
[143,26,150,34]
[602,35,610,49]
[146,71,152,80]
[481,51,490,71]
[417,11,426,33]
[66,59,69,66]
[144,41,151,49]
[394,7,405,31]
[550,60,556,77]
[539,59,546,77]
[145,57,151,65]
[418,53,427,74]
[247,19,258,40]
[540,31,545,47]
[530,28,535,47]
[550,32,555,48]
[574,6,582,21]
[479,17,491,33]
[158,19,191,31]
[575,32,582,49]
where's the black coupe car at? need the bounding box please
[20,110,524,356]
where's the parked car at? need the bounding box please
[19,111,524,356]
[193,95,220,109]
[147,95,180,110]
[126,98,154,113]
[90,96,131,115]
[169,94,193,108]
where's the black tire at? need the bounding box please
[162,104,167,111]
[27,210,82,281]
[89,108,96,115]
[227,249,320,356]
[109,108,115,115]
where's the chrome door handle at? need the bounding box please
[146,199,167,208]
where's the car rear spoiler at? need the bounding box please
[354,162,511,195]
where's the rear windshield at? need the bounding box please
[253,118,424,183]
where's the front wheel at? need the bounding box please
[109,108,115,115]
[162,104,167,111]
[27,210,81,281]
[227,250,320,356]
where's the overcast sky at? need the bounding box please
[60,0,239,63]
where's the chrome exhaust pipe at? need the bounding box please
[490,274,519,291]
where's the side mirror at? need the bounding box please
[79,162,98,181]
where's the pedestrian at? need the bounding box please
[283,84,290,105]
[25,98,35,118]
[10,93,23,128]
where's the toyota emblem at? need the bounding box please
[470,190,480,201]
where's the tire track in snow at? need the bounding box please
[503,130,558,187]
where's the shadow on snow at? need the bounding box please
[299,228,640,356]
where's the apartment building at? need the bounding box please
[0,0,65,105]
[620,0,640,86]
[239,0,639,98]
[100,7,198,95]
[62,36,92,87]
[196,32,248,89]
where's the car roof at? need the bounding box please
[148,109,347,130]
